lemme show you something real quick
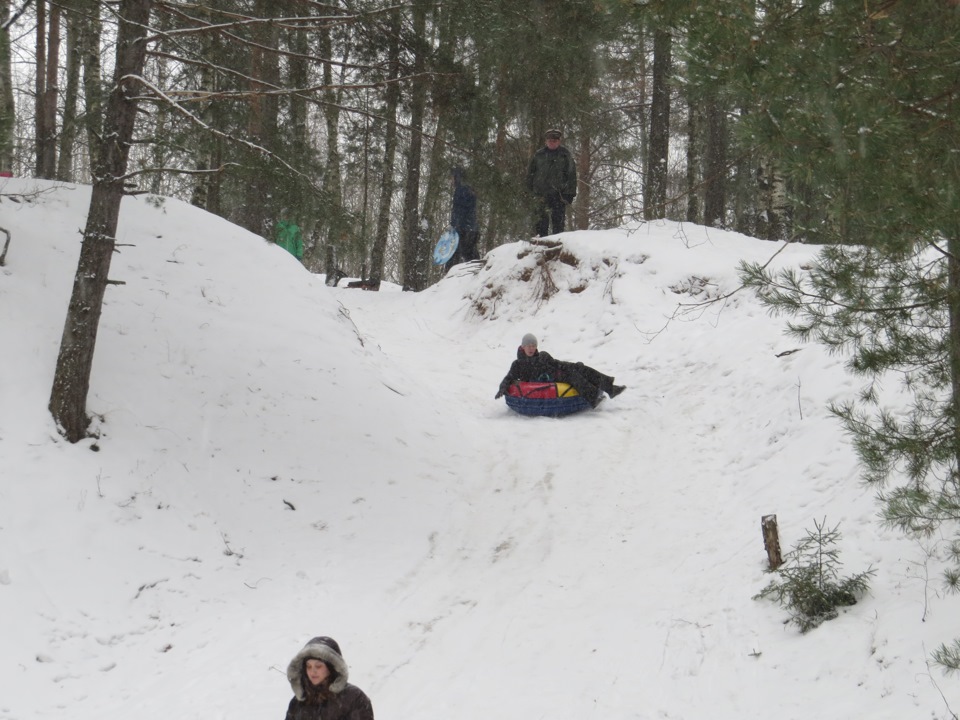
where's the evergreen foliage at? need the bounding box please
[755,518,874,634]
[734,2,960,247]
[933,638,960,673]
[738,2,960,671]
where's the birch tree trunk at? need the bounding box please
[756,157,788,241]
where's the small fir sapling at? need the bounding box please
[755,517,875,633]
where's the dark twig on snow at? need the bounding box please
[244,577,272,589]
[220,531,244,558]
[0,226,10,266]
[796,378,803,420]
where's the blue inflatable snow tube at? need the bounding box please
[504,394,592,417]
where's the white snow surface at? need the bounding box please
[1,178,958,719]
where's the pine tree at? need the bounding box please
[755,518,874,633]
[738,2,960,671]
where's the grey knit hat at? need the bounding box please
[521,333,538,347]
[286,636,349,699]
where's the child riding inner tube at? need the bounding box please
[502,381,593,417]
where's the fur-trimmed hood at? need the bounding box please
[286,636,350,700]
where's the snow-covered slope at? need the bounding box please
[1,179,956,720]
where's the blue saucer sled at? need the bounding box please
[502,381,592,417]
[433,228,460,265]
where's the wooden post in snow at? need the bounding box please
[762,514,782,570]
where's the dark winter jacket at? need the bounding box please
[498,348,564,393]
[284,637,374,720]
[498,347,610,406]
[284,685,373,720]
[526,145,578,199]
[450,169,478,232]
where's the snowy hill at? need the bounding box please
[1,178,957,720]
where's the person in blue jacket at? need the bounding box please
[445,166,479,273]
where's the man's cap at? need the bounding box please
[545,129,562,140]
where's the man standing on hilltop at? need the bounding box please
[526,128,578,237]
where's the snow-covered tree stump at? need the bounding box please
[762,514,782,570]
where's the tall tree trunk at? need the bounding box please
[756,157,788,241]
[575,127,591,230]
[685,97,700,223]
[486,60,510,249]
[414,2,451,263]
[320,16,346,280]
[79,0,103,174]
[287,7,309,159]
[703,93,727,228]
[241,0,280,237]
[400,0,428,291]
[148,86,167,195]
[189,3,220,212]
[287,3,311,249]
[420,2,454,269]
[57,2,82,182]
[0,0,15,173]
[368,7,401,287]
[421,113,449,251]
[770,166,789,241]
[35,0,51,177]
[643,27,670,220]
[147,7,171,195]
[949,235,960,475]
[49,0,152,443]
[39,1,60,177]
[34,0,45,174]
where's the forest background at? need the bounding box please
[7,0,945,289]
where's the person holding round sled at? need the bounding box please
[445,166,480,273]
[283,636,374,720]
[495,333,625,408]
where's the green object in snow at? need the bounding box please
[275,220,304,259]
